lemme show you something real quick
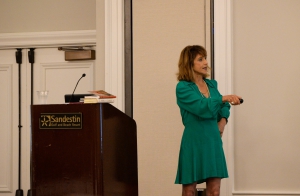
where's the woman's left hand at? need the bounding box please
[218,118,227,137]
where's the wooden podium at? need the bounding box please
[31,103,138,196]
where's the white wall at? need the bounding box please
[0,0,95,33]
[231,0,300,194]
[5,1,298,195]
[96,0,105,90]
[133,0,209,195]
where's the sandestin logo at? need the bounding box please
[41,115,51,126]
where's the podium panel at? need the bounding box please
[31,103,138,196]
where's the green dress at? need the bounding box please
[175,79,230,184]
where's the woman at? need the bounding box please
[175,45,242,196]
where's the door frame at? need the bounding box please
[214,0,233,196]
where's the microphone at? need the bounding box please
[68,73,86,103]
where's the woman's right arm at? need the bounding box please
[176,82,223,119]
[222,95,242,105]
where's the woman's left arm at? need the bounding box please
[218,118,227,137]
[217,102,230,137]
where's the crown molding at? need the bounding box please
[0,30,96,49]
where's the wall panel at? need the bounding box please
[0,64,13,192]
[133,0,208,195]
[33,48,96,104]
[0,51,19,196]
[232,0,300,194]
[0,0,96,33]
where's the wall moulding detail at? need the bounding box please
[0,30,96,49]
[104,0,124,112]
[0,65,13,193]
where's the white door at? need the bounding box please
[32,48,95,104]
[0,49,20,196]
[0,48,96,196]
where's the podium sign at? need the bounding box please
[31,103,138,196]
[39,113,83,129]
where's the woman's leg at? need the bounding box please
[206,178,221,196]
[182,182,197,196]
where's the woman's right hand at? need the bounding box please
[222,95,242,105]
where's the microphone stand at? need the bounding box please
[27,48,35,196]
[68,74,86,103]
[15,48,23,196]
[28,48,35,105]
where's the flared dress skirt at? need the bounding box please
[175,119,228,184]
